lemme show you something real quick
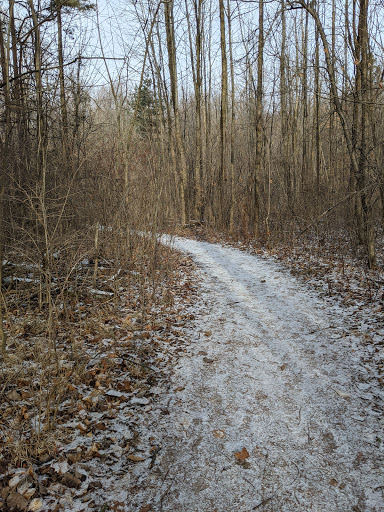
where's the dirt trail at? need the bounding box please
[114,238,384,511]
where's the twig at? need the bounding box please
[253,496,273,509]
[253,459,301,510]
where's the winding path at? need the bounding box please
[125,238,384,511]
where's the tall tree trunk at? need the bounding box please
[202,2,213,223]
[185,0,203,222]
[27,0,44,181]
[254,0,264,236]
[314,1,320,193]
[355,0,375,266]
[57,4,69,147]
[329,0,336,194]
[219,0,228,228]
[280,0,291,214]
[0,13,10,354]
[164,0,188,225]
[227,0,236,234]
[301,8,309,192]
[9,0,23,149]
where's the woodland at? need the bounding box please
[0,0,383,510]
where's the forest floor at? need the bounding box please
[1,233,383,511]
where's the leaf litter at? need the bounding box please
[1,236,383,511]
[0,247,199,511]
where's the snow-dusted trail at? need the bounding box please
[122,238,384,511]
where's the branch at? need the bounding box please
[0,55,127,88]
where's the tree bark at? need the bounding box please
[219,0,228,228]
[227,0,236,234]
[254,0,264,237]
[57,4,69,146]
[164,0,188,226]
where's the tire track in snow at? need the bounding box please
[124,238,384,511]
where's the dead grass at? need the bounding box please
[0,235,189,474]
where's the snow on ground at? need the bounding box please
[90,237,382,511]
[38,237,383,511]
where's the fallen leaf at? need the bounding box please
[8,475,22,488]
[62,472,82,489]
[204,331,212,337]
[28,498,43,511]
[335,390,350,399]
[67,453,82,463]
[127,454,145,462]
[213,430,225,439]
[7,390,21,401]
[7,492,28,511]
[93,422,106,431]
[280,364,287,371]
[329,478,338,487]
[24,488,36,500]
[234,447,249,461]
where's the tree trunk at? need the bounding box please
[254,0,264,237]
[227,0,236,234]
[280,0,291,215]
[301,8,309,192]
[57,5,69,147]
[314,1,320,193]
[0,13,9,354]
[164,0,188,226]
[289,0,375,267]
[219,0,228,228]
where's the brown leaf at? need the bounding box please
[280,364,287,371]
[7,390,21,401]
[93,422,106,431]
[7,492,28,511]
[61,473,82,489]
[329,478,338,487]
[127,454,145,462]
[234,447,249,461]
[67,453,82,464]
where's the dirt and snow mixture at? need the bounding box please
[118,237,383,512]
[5,237,384,511]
